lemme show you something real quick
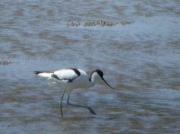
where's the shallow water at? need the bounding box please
[0,0,180,133]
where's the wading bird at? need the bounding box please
[34,68,114,117]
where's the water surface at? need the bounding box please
[0,0,180,133]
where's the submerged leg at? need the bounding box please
[66,91,96,115]
[60,88,66,118]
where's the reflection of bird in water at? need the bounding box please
[34,68,114,117]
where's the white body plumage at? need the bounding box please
[35,68,94,90]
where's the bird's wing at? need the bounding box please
[52,68,81,82]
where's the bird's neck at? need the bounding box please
[88,76,96,90]
[89,74,93,83]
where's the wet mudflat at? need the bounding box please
[0,0,180,134]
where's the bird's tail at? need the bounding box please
[34,71,52,78]
[34,71,43,75]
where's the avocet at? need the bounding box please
[34,68,114,117]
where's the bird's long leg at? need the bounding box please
[66,89,71,104]
[66,90,96,115]
[60,88,66,118]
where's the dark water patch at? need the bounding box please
[0,59,12,66]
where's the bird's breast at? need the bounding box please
[68,75,93,89]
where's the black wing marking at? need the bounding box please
[51,74,61,80]
[69,68,81,76]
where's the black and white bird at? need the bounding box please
[34,68,114,117]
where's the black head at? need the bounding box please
[95,69,104,78]
[90,69,114,89]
